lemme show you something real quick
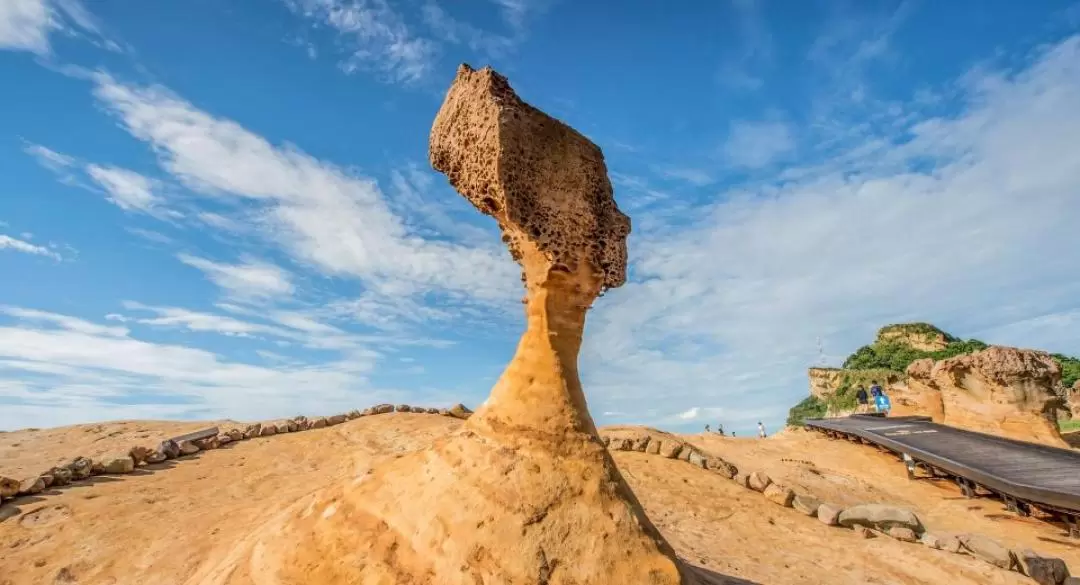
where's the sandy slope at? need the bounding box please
[0,417,1068,585]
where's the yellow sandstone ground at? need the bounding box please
[0,415,1072,585]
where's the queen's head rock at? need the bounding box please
[185,65,692,585]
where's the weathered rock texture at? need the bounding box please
[186,65,689,585]
[808,367,844,400]
[877,323,951,352]
[898,347,1067,447]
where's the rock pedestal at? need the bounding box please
[186,64,691,585]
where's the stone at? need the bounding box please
[327,414,347,425]
[733,473,750,489]
[102,455,135,474]
[630,435,651,452]
[920,531,962,553]
[763,483,795,507]
[39,473,55,488]
[91,460,106,475]
[242,423,262,440]
[887,526,918,542]
[748,471,772,492]
[1014,549,1070,585]
[68,456,94,479]
[792,494,821,516]
[218,435,233,446]
[160,440,181,459]
[0,477,19,499]
[192,64,690,585]
[817,503,843,526]
[177,440,200,456]
[347,409,361,419]
[645,439,661,455]
[275,423,290,434]
[959,533,1015,569]
[426,407,440,414]
[608,437,631,451]
[194,437,219,450]
[687,450,707,468]
[838,504,922,533]
[227,429,243,441]
[145,450,167,464]
[1062,578,1080,585]
[18,476,46,496]
[361,407,374,416]
[658,440,683,459]
[311,417,327,429]
[706,457,737,479]
[678,447,694,462]
[395,404,412,413]
[129,446,153,465]
[901,346,1067,447]
[852,524,875,538]
[438,408,451,416]
[259,425,277,437]
[448,403,473,419]
[49,466,73,486]
[374,404,394,414]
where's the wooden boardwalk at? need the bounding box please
[805,415,1080,522]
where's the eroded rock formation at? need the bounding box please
[808,367,844,399]
[186,65,692,585]
[898,347,1066,447]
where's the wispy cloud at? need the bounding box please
[177,253,295,300]
[717,0,773,91]
[721,119,795,168]
[85,164,164,214]
[421,1,515,60]
[0,233,62,261]
[0,0,119,55]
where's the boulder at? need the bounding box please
[395,404,412,413]
[218,435,233,446]
[18,476,46,496]
[733,473,751,489]
[706,457,737,479]
[275,423,290,434]
[68,456,94,479]
[645,439,661,455]
[792,494,821,516]
[227,429,244,441]
[242,423,262,440]
[1062,578,1080,585]
[102,455,135,474]
[448,403,473,419]
[49,466,73,486]
[921,531,962,553]
[1014,549,1070,585]
[91,460,106,475]
[0,477,19,499]
[259,425,277,437]
[816,503,843,526]
[438,408,451,416]
[748,471,772,492]
[311,417,327,429]
[687,450,707,468]
[959,533,1015,569]
[426,407,440,414]
[838,504,922,533]
[361,408,374,416]
[145,450,168,464]
[326,414,347,425]
[608,437,631,451]
[194,437,219,450]
[763,484,795,507]
[347,409,361,420]
[39,473,55,488]
[129,446,153,465]
[177,440,200,456]
[374,404,394,414]
[159,440,181,459]
[852,524,875,538]
[887,526,918,542]
[658,440,683,459]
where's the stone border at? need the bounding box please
[600,429,1076,585]
[0,403,473,507]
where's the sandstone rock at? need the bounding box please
[395,404,412,413]
[177,440,200,456]
[903,346,1067,446]
[129,446,153,465]
[448,403,473,419]
[817,503,843,526]
[808,367,845,400]
[877,323,950,351]
[275,423,290,434]
[18,476,46,496]
[887,526,918,542]
[838,504,922,533]
[959,533,1015,569]
[438,408,451,416]
[159,440,181,459]
[706,457,737,479]
[630,435,651,452]
[102,455,135,474]
[49,466,73,486]
[68,456,94,479]
[310,417,327,429]
[658,440,683,459]
[347,409,361,419]
[326,414,347,425]
[242,423,262,440]
[687,450,707,468]
[733,473,750,489]
[259,425,277,437]
[852,524,875,539]
[426,407,440,414]
[678,447,694,462]
[194,437,219,450]
[607,437,631,451]
[748,471,772,492]
[373,404,394,414]
[145,450,167,464]
[645,439,661,454]
[792,494,821,516]
[1015,549,1070,585]
[763,483,795,507]
[224,429,243,441]
[921,531,962,553]
[39,473,54,488]
[0,477,19,499]
[193,64,689,585]
[91,460,106,475]
[1062,577,1080,585]
[218,435,233,446]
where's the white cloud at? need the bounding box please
[421,1,514,59]
[283,0,435,83]
[655,166,714,187]
[584,35,1080,432]
[90,73,517,309]
[721,119,795,168]
[178,253,295,300]
[86,164,163,213]
[676,407,700,420]
[24,143,75,170]
[0,0,117,55]
[0,234,62,261]
[1,306,127,336]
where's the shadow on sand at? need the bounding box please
[686,563,764,585]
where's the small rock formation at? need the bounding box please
[808,367,844,399]
[877,323,951,352]
[748,471,772,492]
[0,477,18,499]
[901,347,1067,446]
[102,455,135,474]
[921,531,963,553]
[887,526,918,542]
[959,533,1015,569]
[187,65,692,585]
[1015,549,1071,585]
[792,494,821,516]
[763,483,795,507]
[838,504,922,533]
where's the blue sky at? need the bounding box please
[2,0,1079,434]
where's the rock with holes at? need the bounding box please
[1014,549,1070,585]
[838,504,922,533]
[763,483,795,507]
[242,423,262,440]
[129,446,153,465]
[18,476,46,496]
[327,414,347,425]
[50,466,73,486]
[177,440,200,456]
[226,429,243,441]
[817,503,843,526]
[792,494,821,516]
[748,471,772,492]
[448,403,473,419]
[658,440,683,459]
[145,450,167,464]
[102,455,135,474]
[68,456,94,480]
[259,425,277,437]
[0,477,19,499]
[706,457,737,479]
[959,533,1015,569]
[921,531,962,553]
[887,526,918,542]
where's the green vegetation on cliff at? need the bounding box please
[842,338,990,372]
[786,395,826,427]
[1054,354,1080,388]
[878,322,957,342]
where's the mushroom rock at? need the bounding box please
[187,64,690,585]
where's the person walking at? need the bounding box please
[717,423,725,436]
[855,385,869,412]
[757,421,767,439]
[704,424,710,433]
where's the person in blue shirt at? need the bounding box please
[870,381,883,398]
